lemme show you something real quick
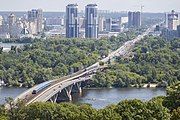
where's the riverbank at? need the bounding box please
[1,82,164,89]
[85,83,164,90]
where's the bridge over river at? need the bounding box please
[13,25,156,105]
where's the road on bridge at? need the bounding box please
[14,24,157,105]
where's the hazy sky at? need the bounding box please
[0,0,179,12]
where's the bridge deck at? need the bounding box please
[14,24,157,105]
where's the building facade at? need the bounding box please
[133,12,141,27]
[0,16,3,26]
[8,13,16,37]
[98,17,105,32]
[28,9,43,34]
[85,4,98,39]
[167,10,179,30]
[119,17,128,25]
[105,18,112,32]
[128,11,141,28]
[66,4,79,38]
[128,11,133,28]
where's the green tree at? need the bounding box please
[163,82,180,110]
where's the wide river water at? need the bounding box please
[0,87,166,109]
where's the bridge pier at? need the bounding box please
[72,82,82,94]
[64,85,73,101]
[49,93,59,103]
[77,82,82,93]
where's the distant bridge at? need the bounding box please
[14,25,156,105]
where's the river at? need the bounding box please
[0,87,27,104]
[0,43,25,52]
[0,87,166,109]
[72,88,166,109]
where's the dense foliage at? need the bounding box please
[91,37,180,88]
[0,31,136,87]
[0,82,179,120]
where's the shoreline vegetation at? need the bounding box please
[0,80,159,88]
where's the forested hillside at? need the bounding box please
[91,37,180,87]
[0,31,136,87]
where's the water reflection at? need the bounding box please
[72,88,166,109]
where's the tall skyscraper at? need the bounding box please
[66,4,79,38]
[98,17,104,32]
[0,16,3,26]
[105,18,112,32]
[28,9,43,33]
[133,12,141,27]
[85,4,98,39]
[128,11,141,28]
[128,11,133,28]
[8,13,16,37]
[167,10,179,30]
[165,13,168,28]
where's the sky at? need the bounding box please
[0,0,179,13]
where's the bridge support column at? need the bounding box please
[72,82,82,94]
[64,85,73,101]
[49,91,60,103]
[76,82,82,93]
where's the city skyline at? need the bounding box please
[0,0,179,13]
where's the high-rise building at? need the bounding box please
[165,13,168,28]
[105,18,112,32]
[167,10,179,30]
[128,12,133,28]
[85,4,98,39]
[8,13,16,37]
[128,11,141,28]
[0,16,3,26]
[66,4,79,38]
[28,9,43,33]
[0,16,3,33]
[98,17,105,32]
[133,12,141,27]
